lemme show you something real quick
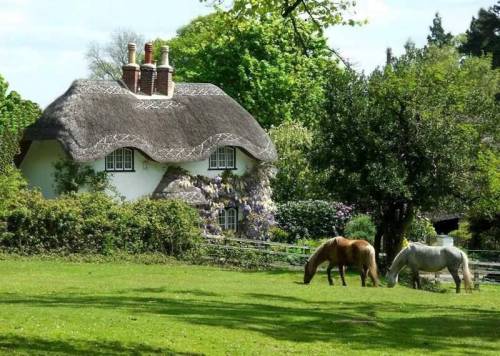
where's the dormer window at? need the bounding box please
[105,148,134,172]
[219,207,238,231]
[209,146,236,170]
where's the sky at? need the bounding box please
[0,0,494,108]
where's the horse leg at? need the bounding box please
[338,265,347,286]
[449,268,461,293]
[327,262,334,286]
[411,270,420,289]
[360,265,367,287]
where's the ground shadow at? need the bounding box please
[0,291,498,354]
[0,334,203,355]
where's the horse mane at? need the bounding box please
[307,238,334,267]
[388,245,409,273]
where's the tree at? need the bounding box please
[86,29,145,80]
[460,2,500,68]
[314,45,497,263]
[201,0,361,66]
[268,121,327,202]
[158,12,334,128]
[427,12,453,47]
[0,74,41,173]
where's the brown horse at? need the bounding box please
[304,236,379,287]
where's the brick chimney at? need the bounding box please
[140,42,156,95]
[122,43,140,93]
[156,45,173,96]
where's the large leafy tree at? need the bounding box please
[0,74,41,173]
[460,2,500,68]
[201,0,360,65]
[157,12,334,128]
[427,12,453,47]
[314,45,499,262]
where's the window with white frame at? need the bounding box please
[105,148,134,172]
[209,146,236,169]
[218,207,237,231]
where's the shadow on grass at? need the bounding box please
[0,334,202,355]
[0,291,498,354]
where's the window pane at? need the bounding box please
[105,153,114,170]
[124,149,133,170]
[115,149,123,170]
[218,209,226,229]
[209,150,218,169]
[227,208,237,230]
[217,147,226,168]
[226,147,235,168]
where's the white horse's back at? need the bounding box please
[407,243,463,272]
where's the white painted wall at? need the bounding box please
[20,141,257,201]
[20,140,67,198]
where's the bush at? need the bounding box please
[276,200,353,241]
[407,216,437,243]
[0,192,202,257]
[268,226,291,243]
[344,214,376,243]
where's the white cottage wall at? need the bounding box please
[20,140,67,198]
[21,142,256,201]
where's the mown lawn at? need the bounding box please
[0,258,499,355]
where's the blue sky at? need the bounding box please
[0,0,493,108]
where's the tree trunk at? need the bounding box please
[380,202,415,266]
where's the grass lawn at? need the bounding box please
[0,258,499,355]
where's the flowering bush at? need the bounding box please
[276,200,354,241]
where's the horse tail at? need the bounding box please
[366,245,379,287]
[461,250,473,293]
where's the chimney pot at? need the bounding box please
[122,42,140,92]
[157,45,173,96]
[140,42,156,95]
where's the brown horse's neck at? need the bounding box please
[307,242,330,275]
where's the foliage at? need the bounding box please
[268,226,291,243]
[460,3,500,68]
[157,12,334,128]
[314,45,498,261]
[201,0,361,65]
[407,216,437,243]
[344,214,376,243]
[0,167,27,219]
[449,221,472,243]
[268,121,326,202]
[53,159,111,195]
[276,200,353,240]
[426,12,453,48]
[86,29,145,80]
[0,74,41,172]
[0,192,202,256]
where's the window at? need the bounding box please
[105,148,134,172]
[209,146,236,169]
[219,208,238,231]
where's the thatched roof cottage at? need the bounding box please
[19,43,277,238]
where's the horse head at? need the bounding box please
[303,261,312,284]
[385,271,398,287]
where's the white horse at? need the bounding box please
[386,243,472,293]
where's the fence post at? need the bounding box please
[474,266,480,291]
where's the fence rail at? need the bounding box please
[202,236,500,286]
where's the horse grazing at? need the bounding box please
[386,243,472,293]
[304,237,379,287]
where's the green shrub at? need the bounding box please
[0,192,202,257]
[0,167,27,218]
[276,200,354,241]
[344,214,376,243]
[269,226,291,243]
[407,216,437,243]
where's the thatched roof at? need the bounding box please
[24,80,277,163]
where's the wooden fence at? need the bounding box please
[203,236,500,287]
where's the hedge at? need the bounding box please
[276,200,354,240]
[0,191,202,256]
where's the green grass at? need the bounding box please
[0,258,499,355]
